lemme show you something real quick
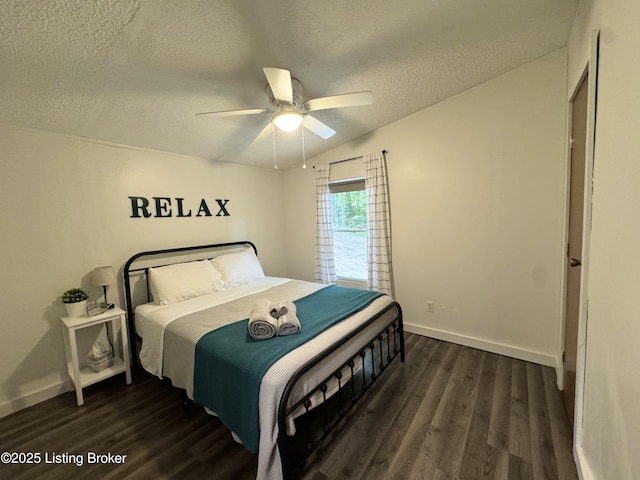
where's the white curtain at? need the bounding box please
[314,165,336,284]
[365,152,394,296]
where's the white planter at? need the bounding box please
[65,300,87,318]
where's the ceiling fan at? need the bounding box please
[196,67,374,146]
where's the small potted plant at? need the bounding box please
[62,288,89,317]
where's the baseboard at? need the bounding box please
[575,444,596,480]
[404,322,558,368]
[555,363,564,390]
[0,380,71,419]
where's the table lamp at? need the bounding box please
[93,266,116,309]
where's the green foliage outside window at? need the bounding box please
[331,188,367,279]
[331,190,367,230]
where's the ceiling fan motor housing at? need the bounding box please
[267,78,304,109]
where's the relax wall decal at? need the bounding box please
[128,196,230,218]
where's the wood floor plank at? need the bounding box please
[488,354,512,450]
[458,353,499,479]
[509,451,534,480]
[0,335,579,480]
[435,347,486,476]
[492,447,510,480]
[408,346,483,479]
[541,366,579,480]
[509,359,532,462]
[386,342,461,478]
[526,362,559,480]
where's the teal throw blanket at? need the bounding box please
[193,285,383,453]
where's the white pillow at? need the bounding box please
[149,260,224,305]
[211,248,265,287]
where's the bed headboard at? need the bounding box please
[123,241,257,354]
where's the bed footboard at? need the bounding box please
[277,301,404,479]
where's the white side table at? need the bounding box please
[61,307,132,406]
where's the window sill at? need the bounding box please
[336,277,368,290]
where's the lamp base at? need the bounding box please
[101,285,115,310]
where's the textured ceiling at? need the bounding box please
[0,0,578,169]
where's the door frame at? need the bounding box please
[560,29,599,450]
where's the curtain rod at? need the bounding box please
[313,149,387,169]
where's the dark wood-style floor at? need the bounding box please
[0,334,578,480]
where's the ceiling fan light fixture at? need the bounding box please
[273,110,303,132]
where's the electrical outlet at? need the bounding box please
[426,300,435,313]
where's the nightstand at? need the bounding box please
[61,307,132,406]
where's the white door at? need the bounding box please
[563,73,588,427]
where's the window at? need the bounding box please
[330,180,367,280]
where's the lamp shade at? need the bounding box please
[273,111,303,132]
[93,266,116,287]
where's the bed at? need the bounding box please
[123,241,404,479]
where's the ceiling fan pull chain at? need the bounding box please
[301,125,307,169]
[272,123,278,170]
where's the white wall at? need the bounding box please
[0,123,285,416]
[284,49,568,369]
[567,0,640,478]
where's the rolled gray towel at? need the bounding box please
[277,313,301,336]
[276,301,296,318]
[248,299,277,340]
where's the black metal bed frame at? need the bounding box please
[122,241,404,479]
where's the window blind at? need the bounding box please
[329,179,365,194]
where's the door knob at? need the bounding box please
[570,258,582,267]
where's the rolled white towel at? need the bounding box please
[277,313,301,336]
[248,299,277,340]
[276,301,296,318]
[267,301,295,319]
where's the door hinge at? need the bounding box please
[569,136,574,149]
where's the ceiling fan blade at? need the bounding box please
[303,115,336,139]
[304,91,374,112]
[263,67,293,102]
[249,122,274,147]
[195,108,268,118]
